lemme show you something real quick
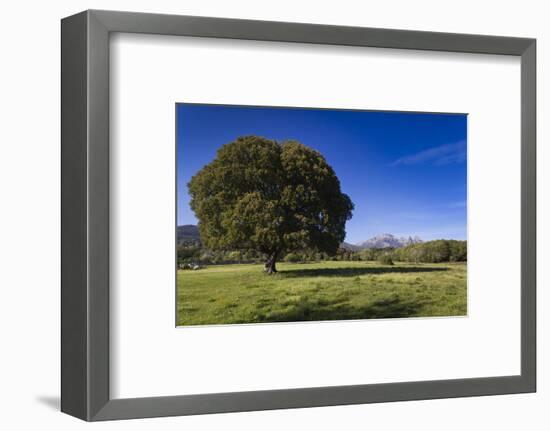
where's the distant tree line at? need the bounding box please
[177,239,467,266]
[391,239,467,263]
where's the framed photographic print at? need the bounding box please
[61,10,536,421]
[176,104,468,326]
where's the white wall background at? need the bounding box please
[111,34,522,398]
[0,0,547,429]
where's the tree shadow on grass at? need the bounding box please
[279,266,448,278]
[260,295,427,323]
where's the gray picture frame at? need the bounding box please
[61,9,536,421]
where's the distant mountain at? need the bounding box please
[177,225,201,244]
[356,234,423,249]
[341,242,362,251]
[180,224,422,251]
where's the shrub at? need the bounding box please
[226,251,242,262]
[284,252,302,263]
[378,254,394,265]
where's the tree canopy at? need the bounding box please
[188,136,354,273]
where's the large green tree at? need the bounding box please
[188,135,354,273]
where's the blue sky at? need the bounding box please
[177,104,467,243]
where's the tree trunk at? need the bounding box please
[264,253,278,274]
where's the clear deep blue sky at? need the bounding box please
[177,104,467,243]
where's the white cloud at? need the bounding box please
[391,140,466,166]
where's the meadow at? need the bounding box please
[176,260,467,326]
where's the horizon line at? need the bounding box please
[177,224,466,243]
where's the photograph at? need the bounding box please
[176,103,467,326]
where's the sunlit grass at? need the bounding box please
[177,260,467,326]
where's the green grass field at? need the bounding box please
[177,260,467,326]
